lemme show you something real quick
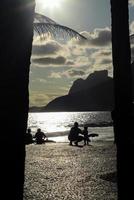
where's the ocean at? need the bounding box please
[28,111,114,142]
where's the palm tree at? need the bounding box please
[111,0,134,199]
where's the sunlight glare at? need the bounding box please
[43,0,63,9]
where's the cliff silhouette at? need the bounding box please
[43,70,114,111]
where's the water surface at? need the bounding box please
[28,112,113,142]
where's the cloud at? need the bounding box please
[29,92,50,106]
[98,51,111,56]
[29,91,60,106]
[31,79,47,84]
[32,27,112,69]
[100,58,112,65]
[32,40,63,56]
[90,49,112,70]
[67,69,86,77]
[129,0,134,6]
[73,27,111,48]
[49,69,86,79]
[90,49,112,59]
[33,56,66,65]
[130,21,134,34]
[49,72,62,79]
[66,61,75,65]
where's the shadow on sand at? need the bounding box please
[100,171,117,183]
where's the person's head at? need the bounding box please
[74,122,78,127]
[37,128,41,132]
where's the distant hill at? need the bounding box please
[43,70,114,112]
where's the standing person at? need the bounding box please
[111,110,118,144]
[34,128,47,144]
[68,122,82,146]
[82,126,90,145]
[25,128,33,145]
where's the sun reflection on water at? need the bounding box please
[28,111,112,134]
[28,112,113,142]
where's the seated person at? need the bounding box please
[34,128,47,144]
[25,128,33,145]
[68,122,83,146]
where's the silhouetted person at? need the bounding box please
[82,126,90,145]
[111,110,117,144]
[68,122,83,146]
[25,128,33,145]
[34,128,47,144]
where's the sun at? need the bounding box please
[44,0,63,9]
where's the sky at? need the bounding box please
[29,0,134,107]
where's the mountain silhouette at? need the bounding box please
[43,70,114,111]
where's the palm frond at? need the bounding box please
[34,12,87,41]
[34,12,57,24]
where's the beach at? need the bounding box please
[24,137,117,200]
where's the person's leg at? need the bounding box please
[42,140,45,144]
[75,142,78,146]
[69,140,72,145]
[87,137,90,145]
[74,140,78,146]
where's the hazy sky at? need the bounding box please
[29,0,134,107]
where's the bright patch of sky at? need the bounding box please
[35,0,111,32]
[29,0,134,106]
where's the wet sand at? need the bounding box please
[24,139,117,200]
